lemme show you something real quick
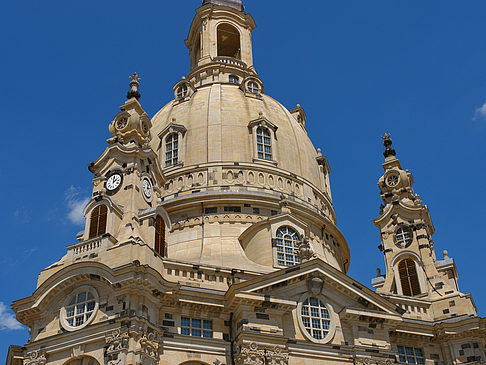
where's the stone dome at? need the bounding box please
[151,83,324,194]
[141,2,349,273]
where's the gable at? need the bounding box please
[228,259,404,319]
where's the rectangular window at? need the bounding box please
[397,346,425,364]
[181,317,213,338]
[224,206,241,212]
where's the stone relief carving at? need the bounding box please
[135,331,160,365]
[105,328,130,365]
[295,236,316,262]
[23,351,47,365]
[265,346,289,365]
[236,343,288,365]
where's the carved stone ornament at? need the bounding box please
[236,343,265,365]
[265,346,289,365]
[105,328,130,365]
[136,332,160,364]
[236,343,288,365]
[354,357,394,365]
[295,236,316,262]
[23,351,47,365]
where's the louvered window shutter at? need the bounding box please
[398,259,421,296]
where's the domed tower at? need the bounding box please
[152,0,349,272]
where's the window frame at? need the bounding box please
[60,286,99,332]
[229,75,240,85]
[88,204,108,239]
[248,116,278,165]
[296,293,336,344]
[398,258,421,296]
[155,215,166,257]
[274,226,301,267]
[242,77,264,98]
[256,126,273,161]
[180,317,213,338]
[395,225,413,248]
[158,123,187,170]
[397,345,425,364]
[165,132,180,168]
[172,80,194,104]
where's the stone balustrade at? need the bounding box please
[213,56,247,68]
[66,234,117,260]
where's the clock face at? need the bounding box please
[106,173,122,191]
[142,178,153,199]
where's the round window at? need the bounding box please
[299,296,333,342]
[60,286,99,331]
[395,226,413,248]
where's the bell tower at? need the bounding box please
[182,0,262,91]
[372,134,477,320]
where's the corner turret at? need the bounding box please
[372,134,477,321]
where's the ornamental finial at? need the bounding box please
[127,72,141,100]
[382,133,396,158]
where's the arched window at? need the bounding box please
[256,127,272,160]
[276,226,301,266]
[155,215,165,257]
[217,23,241,59]
[165,133,179,167]
[229,75,239,84]
[88,205,107,239]
[398,258,421,296]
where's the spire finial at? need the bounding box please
[127,72,141,100]
[382,133,396,158]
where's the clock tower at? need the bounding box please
[372,134,477,321]
[83,73,167,249]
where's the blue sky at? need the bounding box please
[1,0,486,360]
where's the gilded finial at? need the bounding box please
[127,72,141,100]
[382,133,396,158]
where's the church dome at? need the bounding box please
[151,83,323,194]
[143,1,349,273]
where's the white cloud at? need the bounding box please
[0,302,23,331]
[65,186,90,225]
[473,102,486,120]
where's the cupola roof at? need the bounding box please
[202,0,244,11]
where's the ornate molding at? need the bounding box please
[236,343,288,365]
[265,346,289,365]
[23,351,47,365]
[354,357,393,365]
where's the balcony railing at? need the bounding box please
[66,234,117,259]
[213,56,247,68]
